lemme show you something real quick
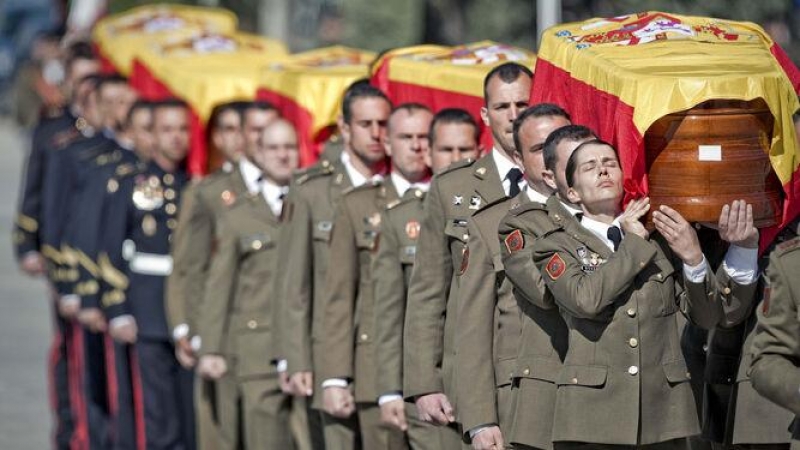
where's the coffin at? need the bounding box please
[645,99,783,227]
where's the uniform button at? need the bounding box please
[163,174,174,185]
[462,234,469,241]
[722,287,731,295]
[639,262,646,268]
[629,338,638,348]
[360,333,369,341]
[554,214,561,221]
[628,365,639,375]
[167,218,178,229]
[252,240,263,250]
[571,377,578,384]
[627,308,636,317]
[247,320,257,329]
[415,189,423,198]
[165,203,177,215]
[522,368,530,376]
[656,273,663,280]
[164,189,175,200]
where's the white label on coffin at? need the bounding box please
[698,145,722,162]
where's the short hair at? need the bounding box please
[205,100,248,144]
[483,62,533,104]
[151,98,189,114]
[64,41,96,72]
[341,79,392,124]
[565,139,617,188]
[542,125,596,172]
[511,103,571,154]
[429,108,480,145]
[125,100,153,127]
[95,74,128,94]
[388,102,431,133]
[241,100,280,126]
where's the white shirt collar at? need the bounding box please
[560,200,583,217]
[580,215,623,252]
[391,171,430,197]
[491,147,524,196]
[522,185,549,204]
[239,158,262,194]
[261,178,288,217]
[340,151,384,187]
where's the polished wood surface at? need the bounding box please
[645,99,782,227]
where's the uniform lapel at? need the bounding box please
[232,164,249,196]
[472,155,506,209]
[546,196,613,261]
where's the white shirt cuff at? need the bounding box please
[109,315,135,330]
[172,323,189,342]
[683,255,708,283]
[469,425,493,440]
[276,359,288,372]
[378,393,403,405]
[321,378,349,389]
[60,294,80,308]
[190,335,201,352]
[722,245,759,285]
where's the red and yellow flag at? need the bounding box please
[371,41,536,151]
[257,46,375,167]
[129,31,288,175]
[532,11,800,250]
[92,4,237,75]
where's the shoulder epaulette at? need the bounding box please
[94,149,122,167]
[342,179,382,197]
[51,128,81,150]
[437,157,475,177]
[385,199,403,210]
[115,162,139,178]
[508,200,548,217]
[296,163,335,185]
[775,236,800,255]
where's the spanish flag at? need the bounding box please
[257,46,375,167]
[533,12,800,250]
[371,41,536,152]
[129,31,287,175]
[93,4,237,76]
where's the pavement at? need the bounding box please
[0,117,52,449]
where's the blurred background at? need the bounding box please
[1,0,797,124]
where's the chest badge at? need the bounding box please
[453,195,463,206]
[405,220,420,240]
[468,196,481,210]
[132,175,164,211]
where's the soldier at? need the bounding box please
[455,104,572,450]
[319,103,435,449]
[532,140,723,449]
[13,40,99,450]
[195,119,299,449]
[748,233,800,444]
[168,100,273,450]
[372,108,480,449]
[277,81,392,450]
[402,62,532,448]
[100,99,195,450]
[497,123,595,450]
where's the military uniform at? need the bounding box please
[701,223,799,448]
[166,164,251,450]
[276,156,359,449]
[497,196,572,450]
[318,179,406,449]
[749,236,800,443]
[403,154,505,448]
[14,108,86,450]
[197,190,293,450]
[99,161,195,450]
[372,187,447,450]
[454,194,526,445]
[532,216,723,447]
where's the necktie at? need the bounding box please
[607,226,623,251]
[507,168,523,197]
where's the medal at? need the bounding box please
[142,214,157,236]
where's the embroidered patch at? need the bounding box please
[405,220,420,239]
[545,253,566,280]
[504,229,524,254]
[459,247,470,275]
